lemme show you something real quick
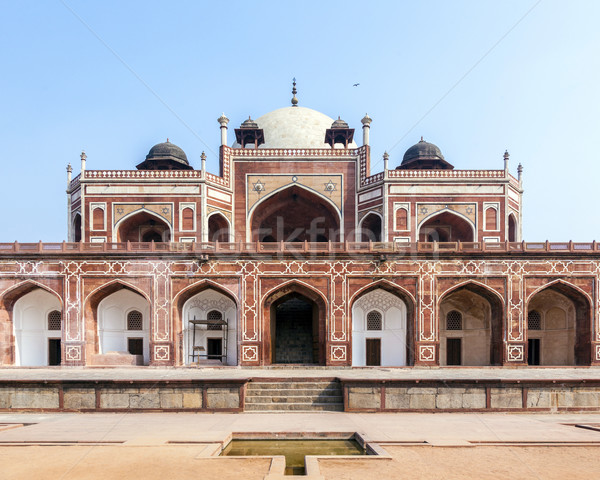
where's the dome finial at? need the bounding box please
[291,77,298,107]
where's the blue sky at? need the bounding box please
[1,0,598,241]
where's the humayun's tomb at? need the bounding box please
[1,82,599,385]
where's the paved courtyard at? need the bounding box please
[1,410,600,479]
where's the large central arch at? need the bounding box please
[262,282,327,365]
[250,185,340,242]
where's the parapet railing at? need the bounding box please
[0,240,597,256]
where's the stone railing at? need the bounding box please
[387,169,506,178]
[230,148,359,157]
[82,170,203,179]
[0,240,597,256]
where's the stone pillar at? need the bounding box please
[149,261,174,365]
[329,274,350,366]
[504,274,527,365]
[414,265,439,365]
[63,267,85,366]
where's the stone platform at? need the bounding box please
[1,366,599,413]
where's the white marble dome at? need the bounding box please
[232,106,358,149]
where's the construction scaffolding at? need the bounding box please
[187,315,228,364]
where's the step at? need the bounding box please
[245,403,344,412]
[245,388,341,397]
[246,382,339,390]
[245,395,343,404]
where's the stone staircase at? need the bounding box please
[244,379,344,412]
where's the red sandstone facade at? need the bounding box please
[1,102,598,368]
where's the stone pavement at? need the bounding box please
[2,411,600,445]
[2,365,600,381]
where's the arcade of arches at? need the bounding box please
[0,273,596,367]
[251,186,340,242]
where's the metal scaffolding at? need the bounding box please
[187,315,228,364]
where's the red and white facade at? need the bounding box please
[1,101,599,369]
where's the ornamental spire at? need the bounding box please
[291,77,298,107]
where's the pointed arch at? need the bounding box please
[113,208,172,242]
[439,280,504,306]
[249,183,341,219]
[249,184,341,242]
[207,211,232,242]
[84,279,151,309]
[438,280,504,366]
[358,212,383,242]
[350,279,416,309]
[173,280,239,366]
[262,280,328,365]
[0,280,63,311]
[83,280,151,365]
[526,279,593,305]
[526,279,592,365]
[508,213,517,242]
[418,209,476,242]
[350,281,415,366]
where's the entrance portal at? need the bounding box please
[272,294,316,364]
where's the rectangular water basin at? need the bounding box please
[221,437,367,475]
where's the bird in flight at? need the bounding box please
[353,83,360,87]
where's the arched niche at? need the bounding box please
[73,213,82,242]
[263,283,327,365]
[359,213,382,242]
[13,288,62,366]
[181,288,237,365]
[351,288,408,366]
[419,211,474,242]
[97,289,151,365]
[508,214,517,242]
[439,283,503,366]
[207,213,231,242]
[116,210,171,242]
[250,185,340,242]
[527,282,591,365]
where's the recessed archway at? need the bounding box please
[508,214,517,242]
[263,282,327,365]
[359,213,382,242]
[207,213,231,242]
[526,281,591,365]
[250,185,340,242]
[181,288,237,365]
[438,282,503,366]
[116,210,171,242]
[84,281,151,365]
[419,211,474,242]
[12,288,62,366]
[351,287,409,366]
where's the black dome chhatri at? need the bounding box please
[136,139,193,171]
[398,137,454,170]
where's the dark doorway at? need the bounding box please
[528,338,540,365]
[207,338,223,360]
[366,339,381,366]
[273,295,315,364]
[48,339,61,366]
[446,338,462,365]
[360,214,382,242]
[128,338,143,356]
